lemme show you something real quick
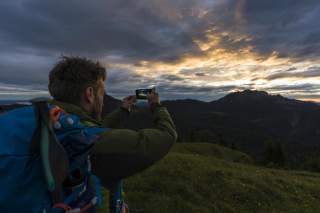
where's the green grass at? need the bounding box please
[98,143,320,213]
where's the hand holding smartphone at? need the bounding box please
[135,87,158,108]
[135,87,156,100]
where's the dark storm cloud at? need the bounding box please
[225,0,320,59]
[266,84,319,92]
[265,71,320,81]
[105,67,147,97]
[1,0,320,63]
[0,0,200,62]
[157,84,239,95]
[179,69,196,76]
[1,1,319,66]
[179,67,222,77]
[159,74,184,82]
[0,52,53,86]
[154,84,252,101]
[264,67,320,80]
[195,72,207,77]
[106,68,143,85]
[0,0,209,88]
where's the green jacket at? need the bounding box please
[51,100,177,186]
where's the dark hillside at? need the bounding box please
[98,143,320,213]
[160,90,320,165]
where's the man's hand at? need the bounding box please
[147,92,160,107]
[121,95,137,112]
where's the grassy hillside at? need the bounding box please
[98,143,320,213]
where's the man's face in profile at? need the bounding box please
[91,78,105,121]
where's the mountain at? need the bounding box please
[166,90,320,145]
[212,90,320,145]
[160,90,320,165]
[97,143,320,213]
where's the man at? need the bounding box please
[48,56,177,212]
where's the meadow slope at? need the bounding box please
[98,143,320,213]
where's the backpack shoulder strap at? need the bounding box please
[30,98,69,204]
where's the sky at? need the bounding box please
[0,0,319,102]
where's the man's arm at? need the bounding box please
[102,95,136,128]
[91,104,177,185]
[102,107,130,128]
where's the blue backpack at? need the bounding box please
[0,99,129,213]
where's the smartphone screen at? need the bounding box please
[135,89,152,99]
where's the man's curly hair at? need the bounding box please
[48,56,106,104]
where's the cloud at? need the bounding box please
[227,0,320,60]
[0,52,53,86]
[0,83,49,100]
[269,84,319,91]
[105,67,146,97]
[265,69,320,80]
[0,0,320,102]
[158,74,184,82]
[182,0,320,61]
[155,84,241,101]
[1,0,320,62]
[0,0,202,61]
[195,72,207,77]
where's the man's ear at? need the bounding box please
[85,87,95,104]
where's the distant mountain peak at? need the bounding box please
[239,89,269,96]
[216,89,284,104]
[226,89,271,98]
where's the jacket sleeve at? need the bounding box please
[90,106,177,184]
[101,107,130,128]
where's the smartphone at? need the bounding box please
[135,88,155,100]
